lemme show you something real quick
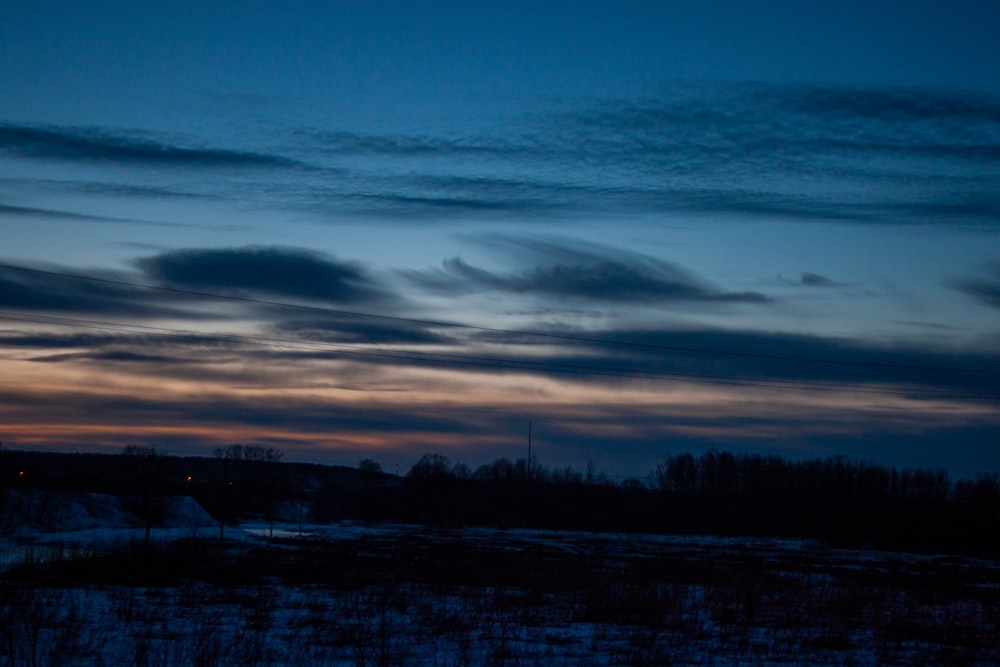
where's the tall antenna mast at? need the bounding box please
[527,419,532,480]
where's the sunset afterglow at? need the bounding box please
[2,1,999,477]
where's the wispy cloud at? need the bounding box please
[5,297,993,399]
[408,237,770,304]
[0,202,190,227]
[556,83,1000,171]
[4,83,996,227]
[780,272,848,288]
[778,84,1000,124]
[28,350,182,365]
[301,129,518,158]
[289,83,1000,226]
[0,123,301,168]
[536,83,1000,225]
[2,340,996,476]
[271,316,452,346]
[0,264,192,318]
[799,272,838,287]
[71,181,219,201]
[431,322,1000,404]
[949,262,1000,309]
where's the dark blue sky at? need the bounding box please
[1,1,998,476]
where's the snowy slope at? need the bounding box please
[0,489,218,572]
[1,488,214,535]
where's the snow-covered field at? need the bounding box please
[2,491,998,666]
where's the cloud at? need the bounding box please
[346,192,549,215]
[778,84,1000,124]
[135,246,390,305]
[0,123,301,168]
[303,130,516,158]
[891,320,966,332]
[0,264,191,318]
[311,177,1000,227]
[272,316,452,345]
[6,298,992,401]
[409,237,770,304]
[3,291,996,478]
[799,272,841,288]
[28,350,180,364]
[0,202,189,227]
[304,174,586,220]
[277,83,1000,227]
[1,177,220,201]
[0,331,151,350]
[7,83,991,228]
[4,83,995,229]
[652,189,1000,227]
[561,83,1000,167]
[71,181,218,201]
[463,324,1000,398]
[0,246,395,320]
[949,263,1000,309]
[537,83,1000,226]
[431,257,768,303]
[0,328,242,358]
[0,384,493,442]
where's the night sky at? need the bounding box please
[2,1,999,477]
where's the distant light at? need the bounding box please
[18,471,24,477]
[186,475,192,482]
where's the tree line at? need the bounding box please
[336,451,1000,555]
[3,446,998,555]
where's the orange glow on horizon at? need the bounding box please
[2,335,997,465]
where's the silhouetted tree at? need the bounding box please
[654,453,697,494]
[214,444,283,462]
[475,457,514,481]
[121,445,164,551]
[406,454,456,481]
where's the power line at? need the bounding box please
[0,310,995,401]
[0,261,990,375]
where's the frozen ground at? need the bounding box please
[2,491,998,666]
[0,488,216,572]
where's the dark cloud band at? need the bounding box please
[135,246,388,305]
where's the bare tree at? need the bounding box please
[215,444,283,462]
[121,444,164,551]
